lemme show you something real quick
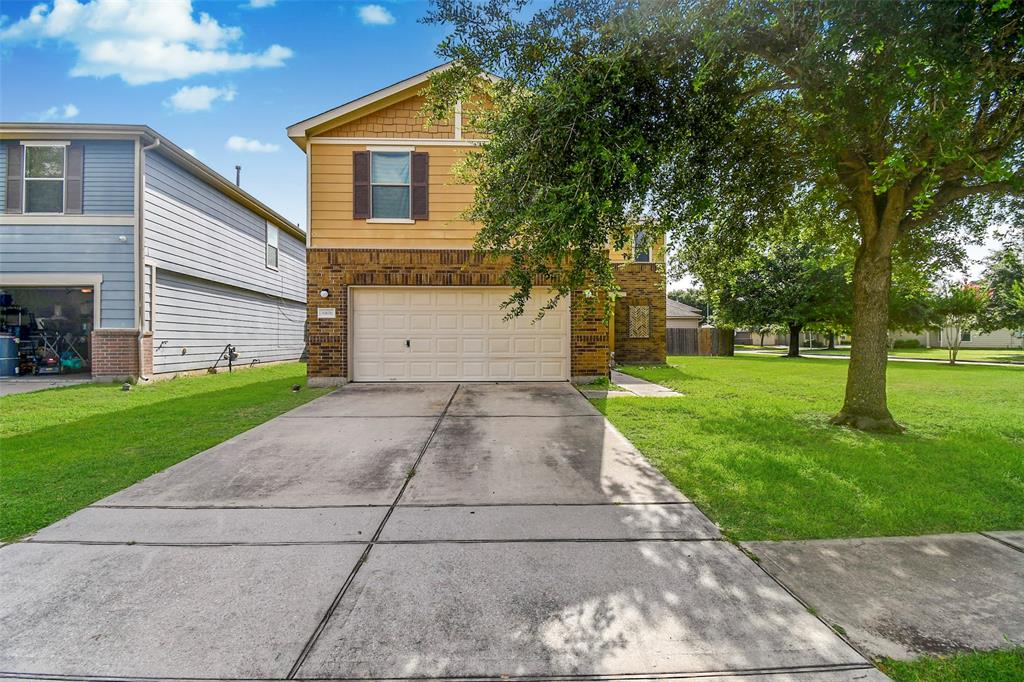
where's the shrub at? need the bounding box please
[893,339,922,349]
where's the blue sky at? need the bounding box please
[0,0,1002,280]
[0,0,450,229]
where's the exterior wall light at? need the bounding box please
[319,288,330,298]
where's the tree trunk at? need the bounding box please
[759,331,766,346]
[831,242,903,433]
[827,331,836,350]
[787,323,802,358]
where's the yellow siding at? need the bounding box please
[309,142,480,249]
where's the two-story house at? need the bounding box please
[0,123,306,381]
[288,65,665,386]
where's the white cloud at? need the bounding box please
[166,85,236,112]
[226,135,279,153]
[38,103,80,121]
[358,4,395,26]
[243,0,276,7]
[0,0,293,85]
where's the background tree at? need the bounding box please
[427,0,1024,432]
[935,283,991,364]
[713,243,850,357]
[979,245,1024,332]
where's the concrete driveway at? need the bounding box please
[0,383,884,680]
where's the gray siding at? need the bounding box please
[0,225,135,327]
[0,140,134,214]
[83,140,135,214]
[0,144,6,211]
[152,270,305,373]
[143,151,305,303]
[144,263,153,331]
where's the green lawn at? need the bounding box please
[737,344,1024,364]
[878,649,1024,682]
[0,363,328,541]
[600,355,1024,541]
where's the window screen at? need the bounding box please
[370,151,411,219]
[25,145,65,213]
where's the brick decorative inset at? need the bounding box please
[306,248,611,381]
[91,329,141,378]
[613,263,666,364]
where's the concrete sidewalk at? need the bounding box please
[746,532,1024,660]
[0,382,881,680]
[736,348,1023,368]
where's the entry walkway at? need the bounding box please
[1,382,881,680]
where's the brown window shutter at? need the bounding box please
[353,151,370,219]
[5,143,24,214]
[411,151,429,220]
[65,143,84,214]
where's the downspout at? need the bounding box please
[136,135,161,381]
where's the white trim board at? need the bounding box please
[309,138,487,147]
[0,215,136,226]
[0,273,104,328]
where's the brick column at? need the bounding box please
[90,329,140,379]
[612,263,667,364]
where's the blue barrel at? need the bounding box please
[0,335,18,376]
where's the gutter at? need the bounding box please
[136,134,161,381]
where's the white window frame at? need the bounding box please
[23,141,69,215]
[266,222,280,270]
[369,150,412,221]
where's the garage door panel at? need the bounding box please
[383,314,407,330]
[436,314,459,330]
[352,287,569,382]
[435,291,459,306]
[382,291,409,306]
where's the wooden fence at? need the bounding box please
[666,328,734,356]
[666,328,699,355]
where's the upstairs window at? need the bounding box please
[370,151,411,219]
[24,144,66,214]
[266,223,279,270]
[633,230,651,262]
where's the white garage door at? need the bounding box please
[351,287,569,382]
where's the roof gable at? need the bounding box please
[667,299,702,318]
[287,62,498,149]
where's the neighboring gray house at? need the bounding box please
[0,123,306,380]
[666,298,702,329]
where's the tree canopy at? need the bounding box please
[427,0,1024,431]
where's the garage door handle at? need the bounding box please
[405,339,411,348]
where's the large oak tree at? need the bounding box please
[427,0,1024,431]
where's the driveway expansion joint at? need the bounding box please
[285,384,461,679]
[980,531,1024,554]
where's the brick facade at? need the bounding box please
[612,263,667,364]
[307,248,614,383]
[307,250,665,383]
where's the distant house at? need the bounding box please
[891,328,1023,349]
[666,299,702,329]
[0,123,306,380]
